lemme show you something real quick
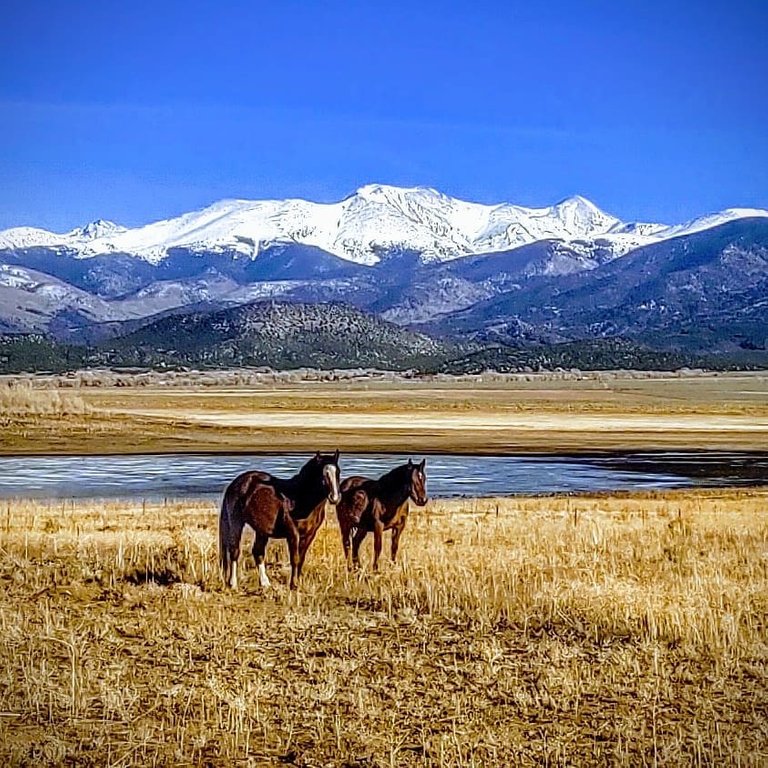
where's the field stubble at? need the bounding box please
[0,491,767,766]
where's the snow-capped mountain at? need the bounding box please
[1,186,767,348]
[2,185,766,266]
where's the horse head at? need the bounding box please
[314,449,342,505]
[407,458,428,506]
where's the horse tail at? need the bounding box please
[219,494,231,582]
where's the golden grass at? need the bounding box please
[1,371,768,454]
[1,490,767,766]
[0,382,90,421]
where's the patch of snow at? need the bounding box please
[70,219,127,240]
[0,227,68,250]
[664,208,768,239]
[0,264,41,289]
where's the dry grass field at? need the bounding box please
[1,490,767,766]
[2,370,768,454]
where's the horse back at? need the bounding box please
[340,475,371,494]
[223,470,289,536]
[224,470,272,496]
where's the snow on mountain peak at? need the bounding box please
[355,183,392,199]
[550,195,620,235]
[72,219,127,240]
[667,207,768,238]
[355,183,440,200]
[0,186,765,267]
[555,194,596,208]
[0,225,77,251]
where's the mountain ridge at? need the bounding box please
[2,185,766,267]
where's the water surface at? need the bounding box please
[1,451,766,500]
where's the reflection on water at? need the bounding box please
[0,451,766,500]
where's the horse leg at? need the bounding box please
[391,521,406,563]
[284,515,302,590]
[351,527,368,571]
[251,533,271,588]
[296,532,315,581]
[339,520,353,569]
[226,518,245,590]
[372,520,384,572]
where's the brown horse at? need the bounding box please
[336,459,428,571]
[219,451,341,590]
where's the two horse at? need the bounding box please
[219,453,428,589]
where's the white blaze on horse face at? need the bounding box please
[324,463,341,505]
[258,563,271,588]
[412,469,428,505]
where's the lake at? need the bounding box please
[0,451,766,500]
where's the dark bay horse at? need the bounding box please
[335,459,428,571]
[219,451,341,590]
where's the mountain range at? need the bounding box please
[1,185,767,371]
[3,185,766,267]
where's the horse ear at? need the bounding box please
[419,459,426,472]
[334,448,340,463]
[408,458,413,466]
[315,451,321,461]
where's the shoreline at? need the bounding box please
[3,370,767,455]
[3,485,768,507]
[0,446,768,461]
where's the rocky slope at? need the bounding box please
[92,301,468,371]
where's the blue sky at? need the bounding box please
[1,0,766,230]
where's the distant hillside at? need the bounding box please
[93,301,466,371]
[440,339,707,374]
[0,334,86,374]
[4,327,763,376]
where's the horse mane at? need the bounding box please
[277,454,334,516]
[294,457,323,483]
[377,463,412,496]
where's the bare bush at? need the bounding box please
[0,382,90,419]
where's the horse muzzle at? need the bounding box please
[328,491,342,506]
